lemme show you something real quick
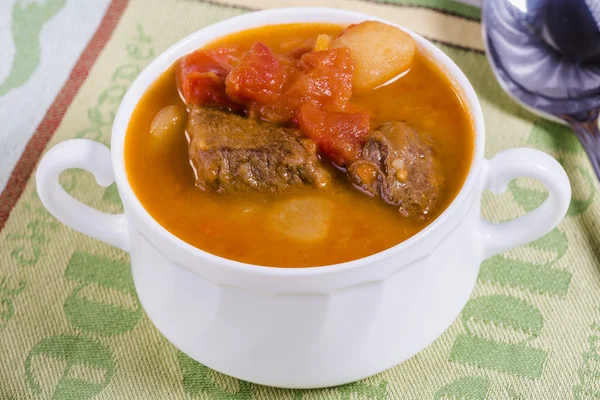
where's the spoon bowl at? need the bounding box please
[483,0,600,178]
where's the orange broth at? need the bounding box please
[125,23,474,267]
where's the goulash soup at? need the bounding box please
[125,22,474,267]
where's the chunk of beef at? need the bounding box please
[347,121,441,218]
[187,106,330,193]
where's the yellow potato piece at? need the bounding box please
[150,105,185,137]
[331,21,416,91]
[268,197,334,242]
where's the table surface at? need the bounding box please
[2,1,599,399]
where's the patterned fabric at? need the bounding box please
[0,0,112,192]
[0,0,598,399]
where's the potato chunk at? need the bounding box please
[268,197,334,242]
[331,21,416,91]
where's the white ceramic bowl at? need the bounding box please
[36,8,572,389]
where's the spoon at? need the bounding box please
[482,0,600,179]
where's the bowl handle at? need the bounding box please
[36,139,129,252]
[480,148,571,260]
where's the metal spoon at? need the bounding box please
[482,0,600,179]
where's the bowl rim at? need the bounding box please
[111,7,486,276]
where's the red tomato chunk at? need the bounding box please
[296,103,369,166]
[178,48,240,110]
[298,47,354,111]
[226,43,284,103]
[253,47,355,124]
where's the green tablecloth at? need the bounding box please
[1,0,598,398]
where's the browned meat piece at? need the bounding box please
[347,121,441,218]
[187,106,330,193]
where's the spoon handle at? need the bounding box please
[564,109,600,181]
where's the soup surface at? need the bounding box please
[125,23,474,267]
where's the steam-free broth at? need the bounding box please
[125,23,473,267]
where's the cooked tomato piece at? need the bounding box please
[181,71,238,110]
[296,103,370,166]
[252,94,299,124]
[297,47,354,111]
[256,47,355,124]
[226,42,284,103]
[178,49,239,110]
[243,56,301,122]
